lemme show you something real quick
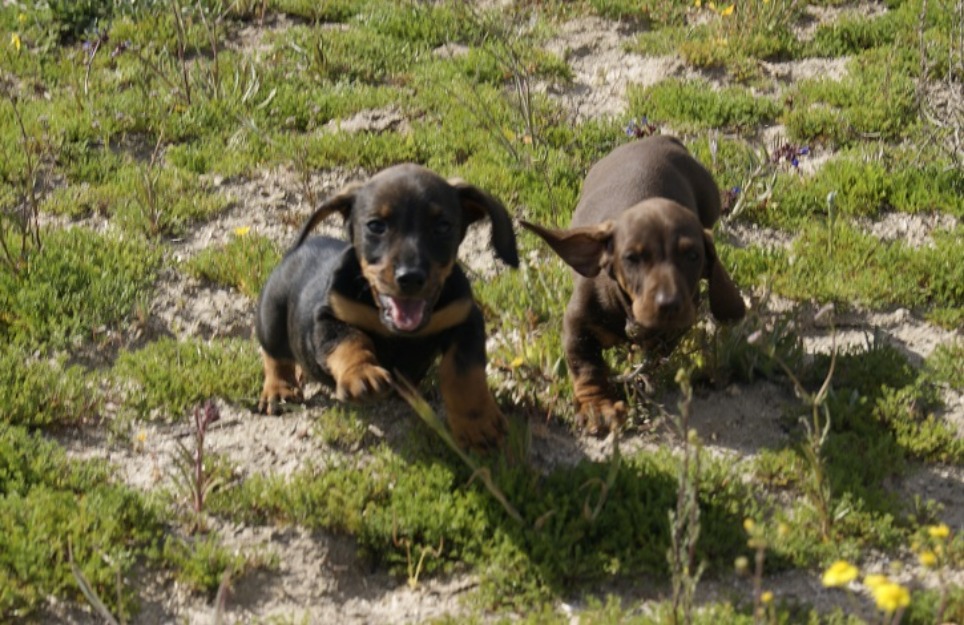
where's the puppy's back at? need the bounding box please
[573,136,720,229]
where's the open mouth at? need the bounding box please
[378,295,430,333]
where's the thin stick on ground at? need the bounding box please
[392,375,524,524]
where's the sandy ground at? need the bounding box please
[44,5,963,624]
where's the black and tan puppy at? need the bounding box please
[522,135,745,434]
[255,164,518,449]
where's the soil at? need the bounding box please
[44,5,963,624]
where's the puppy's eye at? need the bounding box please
[366,220,387,235]
[623,251,646,264]
[685,249,700,262]
[434,220,453,236]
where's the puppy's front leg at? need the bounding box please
[439,307,507,451]
[565,316,626,435]
[259,352,304,415]
[325,332,392,402]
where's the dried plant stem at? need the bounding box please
[0,93,43,274]
[667,371,705,625]
[170,0,193,106]
[392,376,523,523]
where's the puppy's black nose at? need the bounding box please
[395,267,427,294]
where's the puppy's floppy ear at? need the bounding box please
[702,230,746,322]
[450,179,519,268]
[292,182,361,248]
[521,220,614,278]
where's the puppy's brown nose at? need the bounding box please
[395,266,427,294]
[655,290,682,316]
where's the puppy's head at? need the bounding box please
[522,198,744,332]
[295,164,518,334]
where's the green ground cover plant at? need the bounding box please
[0,226,159,350]
[1,0,962,621]
[0,345,101,427]
[112,337,262,419]
[0,423,163,620]
[727,222,964,325]
[185,229,281,298]
[628,79,781,133]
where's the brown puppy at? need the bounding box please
[522,135,745,433]
[255,164,518,450]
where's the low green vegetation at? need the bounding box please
[0,424,163,620]
[162,532,275,596]
[727,222,964,327]
[112,337,262,419]
[0,227,159,351]
[185,230,282,298]
[1,0,961,621]
[628,79,781,133]
[209,441,752,604]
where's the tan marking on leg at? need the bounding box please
[325,334,392,402]
[439,346,506,451]
[259,351,304,414]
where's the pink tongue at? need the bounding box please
[389,298,426,332]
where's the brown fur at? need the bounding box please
[522,135,745,434]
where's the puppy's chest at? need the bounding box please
[372,333,448,378]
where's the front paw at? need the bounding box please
[334,363,392,402]
[258,378,304,415]
[575,398,627,436]
[448,403,507,452]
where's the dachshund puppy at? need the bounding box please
[522,135,745,434]
[256,164,518,450]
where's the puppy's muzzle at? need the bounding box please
[371,261,440,334]
[395,265,427,294]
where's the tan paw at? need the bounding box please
[448,404,507,452]
[575,398,627,435]
[334,362,392,402]
[258,378,304,415]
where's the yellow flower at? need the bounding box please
[720,4,735,16]
[11,33,21,52]
[694,0,701,6]
[233,226,251,237]
[136,430,148,443]
[872,581,910,613]
[821,560,858,587]
[777,522,790,538]
[734,555,749,574]
[927,523,950,539]
[918,550,938,568]
[18,13,27,24]
[743,518,756,533]
[761,590,774,604]
[708,1,717,11]
[863,574,889,590]
[510,356,524,368]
